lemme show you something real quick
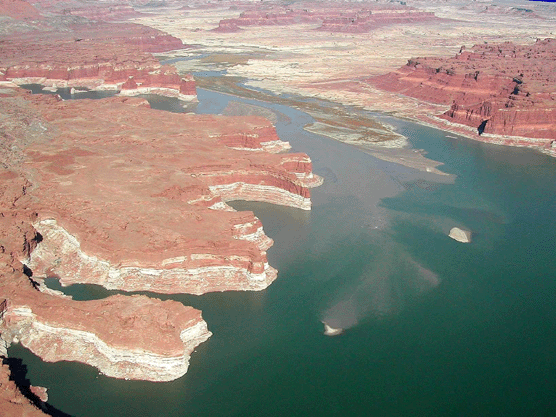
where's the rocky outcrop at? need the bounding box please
[212,19,242,33]
[0,181,209,388]
[0,40,320,392]
[213,4,438,32]
[448,227,472,243]
[119,72,197,100]
[0,84,321,384]
[216,8,321,29]
[368,38,556,151]
[4,289,211,381]
[6,92,320,296]
[0,27,195,99]
[318,8,438,33]
[1,265,212,382]
[0,2,325,407]
[322,321,343,336]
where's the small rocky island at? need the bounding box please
[449,227,473,243]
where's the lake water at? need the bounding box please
[9,87,556,416]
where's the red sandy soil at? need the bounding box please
[0,0,40,19]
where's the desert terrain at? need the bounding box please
[1,0,555,414]
[134,0,555,154]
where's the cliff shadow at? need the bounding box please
[2,356,74,417]
[478,119,488,135]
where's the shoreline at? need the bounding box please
[195,79,452,176]
[196,75,556,164]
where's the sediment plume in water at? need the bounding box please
[321,238,440,331]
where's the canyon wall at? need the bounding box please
[17,94,320,294]
[213,3,438,32]
[318,8,439,33]
[369,38,556,151]
[0,26,195,99]
[1,264,212,383]
[0,85,321,387]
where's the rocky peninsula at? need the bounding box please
[0,25,196,100]
[0,0,322,413]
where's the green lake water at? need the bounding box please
[9,88,556,416]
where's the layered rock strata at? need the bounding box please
[0,29,196,100]
[1,266,212,382]
[318,8,438,33]
[13,92,320,295]
[4,290,211,381]
[1,88,215,384]
[217,8,321,28]
[368,38,556,151]
[0,81,320,386]
[214,3,438,32]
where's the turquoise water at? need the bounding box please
[9,89,556,416]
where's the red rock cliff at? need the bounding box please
[368,38,556,149]
[0,85,321,385]
[1,91,320,297]
[0,26,195,99]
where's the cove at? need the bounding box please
[9,87,556,417]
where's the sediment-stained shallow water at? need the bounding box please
[10,87,556,416]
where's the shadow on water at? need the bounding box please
[3,356,73,417]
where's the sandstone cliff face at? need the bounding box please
[0,0,324,397]
[0,85,321,384]
[213,3,438,32]
[0,88,217,384]
[13,94,320,294]
[4,288,212,381]
[216,7,321,29]
[1,264,212,382]
[368,38,556,147]
[0,26,195,99]
[318,8,438,33]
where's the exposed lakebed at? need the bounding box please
[10,86,556,416]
